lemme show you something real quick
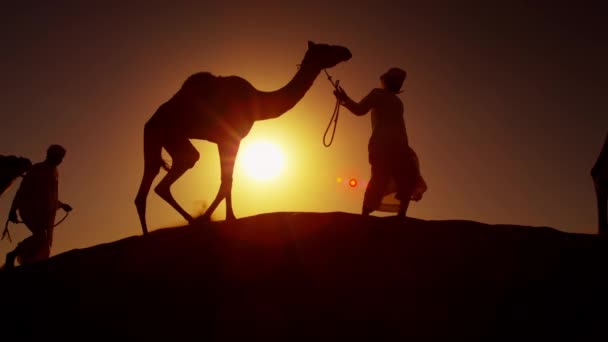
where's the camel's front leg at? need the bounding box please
[201,141,240,221]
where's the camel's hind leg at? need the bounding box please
[154,136,200,225]
[135,123,163,235]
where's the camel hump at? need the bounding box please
[181,72,218,92]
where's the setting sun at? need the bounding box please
[239,140,285,181]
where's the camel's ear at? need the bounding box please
[308,41,316,49]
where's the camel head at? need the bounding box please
[302,41,352,70]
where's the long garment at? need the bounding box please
[365,140,420,212]
[11,161,59,264]
[343,88,423,211]
[376,147,428,212]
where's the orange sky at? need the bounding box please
[1,2,606,257]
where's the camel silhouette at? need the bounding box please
[0,155,31,198]
[135,41,352,234]
[592,132,608,235]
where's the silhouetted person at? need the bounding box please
[4,145,72,268]
[0,155,31,198]
[334,67,418,221]
[592,132,608,235]
[135,41,352,234]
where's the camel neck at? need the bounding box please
[254,63,320,121]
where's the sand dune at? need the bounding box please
[1,211,607,340]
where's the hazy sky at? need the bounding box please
[1,2,606,257]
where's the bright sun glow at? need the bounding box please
[239,140,285,181]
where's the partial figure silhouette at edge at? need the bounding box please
[3,145,72,269]
[334,67,426,221]
[135,41,352,234]
[592,132,608,235]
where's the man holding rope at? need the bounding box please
[3,145,72,268]
[334,67,424,221]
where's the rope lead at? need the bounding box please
[323,69,342,147]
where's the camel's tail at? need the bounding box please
[161,159,171,172]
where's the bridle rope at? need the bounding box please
[322,69,342,147]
